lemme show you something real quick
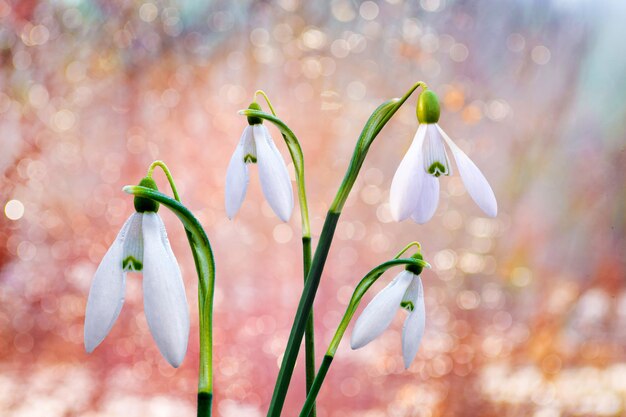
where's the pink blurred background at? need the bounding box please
[1,1,626,416]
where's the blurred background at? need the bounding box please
[1,0,625,416]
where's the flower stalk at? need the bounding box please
[123,161,216,417]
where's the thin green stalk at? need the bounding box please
[300,257,430,417]
[245,93,317,414]
[147,160,181,201]
[254,90,278,120]
[394,241,422,259]
[302,236,316,414]
[262,81,428,417]
[123,184,215,417]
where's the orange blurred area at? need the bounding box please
[1,1,626,416]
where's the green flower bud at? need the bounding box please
[405,252,424,275]
[133,176,159,213]
[246,101,263,125]
[416,90,440,124]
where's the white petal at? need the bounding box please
[411,174,439,224]
[350,270,414,349]
[254,124,294,222]
[84,216,133,353]
[400,272,421,308]
[423,124,451,176]
[225,126,252,219]
[142,213,190,367]
[122,212,143,271]
[390,125,427,221]
[401,276,425,369]
[437,125,497,217]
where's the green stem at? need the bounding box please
[264,82,428,417]
[246,92,317,414]
[147,160,181,201]
[394,241,422,259]
[330,81,427,212]
[302,237,315,416]
[254,90,278,120]
[267,211,340,417]
[301,355,332,417]
[123,185,215,417]
[197,393,212,417]
[300,257,430,417]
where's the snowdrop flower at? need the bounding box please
[351,256,426,368]
[225,102,294,222]
[84,177,189,367]
[390,90,497,223]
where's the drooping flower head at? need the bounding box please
[84,177,190,367]
[225,102,294,222]
[351,252,427,368]
[390,89,497,223]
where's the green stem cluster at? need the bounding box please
[243,81,428,417]
[266,211,340,417]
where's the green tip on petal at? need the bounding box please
[123,255,143,271]
[401,300,415,312]
[243,154,257,163]
[416,90,440,124]
[247,101,263,125]
[428,161,448,177]
[134,176,160,213]
[405,252,424,275]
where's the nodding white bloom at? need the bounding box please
[225,103,294,222]
[351,264,426,369]
[84,178,189,368]
[390,90,497,223]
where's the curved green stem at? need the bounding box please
[394,241,422,259]
[300,257,430,417]
[264,81,428,417]
[243,92,317,414]
[123,185,215,417]
[330,81,428,212]
[254,90,278,117]
[147,160,181,201]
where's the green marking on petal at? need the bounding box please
[123,256,143,271]
[401,301,415,312]
[428,161,448,177]
[244,154,257,163]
